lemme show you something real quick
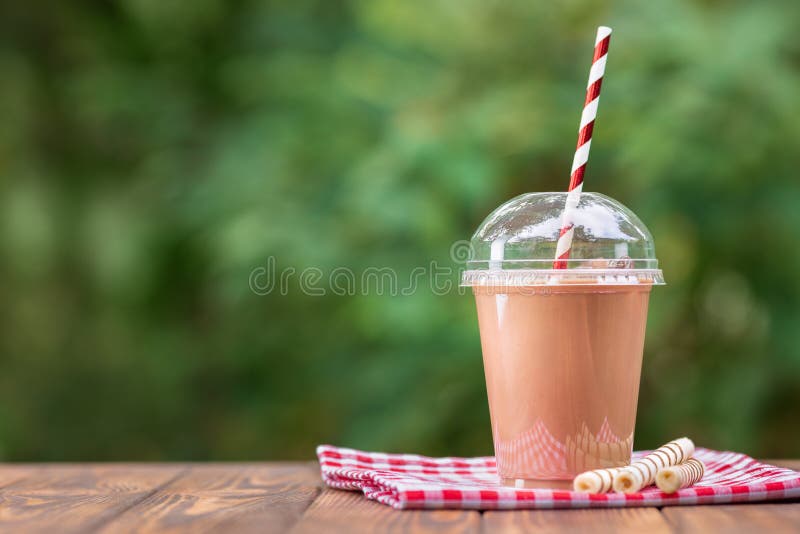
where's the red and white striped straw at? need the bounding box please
[554,26,612,269]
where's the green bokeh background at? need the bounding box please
[1,0,798,461]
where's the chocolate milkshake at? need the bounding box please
[475,284,650,483]
[462,192,663,485]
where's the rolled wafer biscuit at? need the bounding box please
[656,458,705,493]
[573,467,623,494]
[612,437,694,493]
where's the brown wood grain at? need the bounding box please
[0,465,38,490]
[767,460,800,471]
[0,464,182,533]
[662,503,800,533]
[97,462,321,534]
[483,508,675,534]
[290,489,480,534]
[0,461,796,533]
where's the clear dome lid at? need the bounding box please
[461,192,664,286]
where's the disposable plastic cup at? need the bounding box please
[462,192,664,486]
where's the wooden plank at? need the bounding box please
[483,508,675,533]
[290,489,480,534]
[98,462,321,534]
[0,466,39,489]
[662,503,800,532]
[0,464,183,533]
[766,460,800,471]
[0,460,794,532]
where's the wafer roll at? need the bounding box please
[612,437,694,493]
[656,458,705,494]
[573,467,623,493]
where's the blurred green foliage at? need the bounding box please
[0,0,798,461]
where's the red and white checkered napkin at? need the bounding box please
[317,445,800,510]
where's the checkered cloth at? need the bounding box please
[317,445,800,510]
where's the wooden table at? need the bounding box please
[0,461,797,533]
